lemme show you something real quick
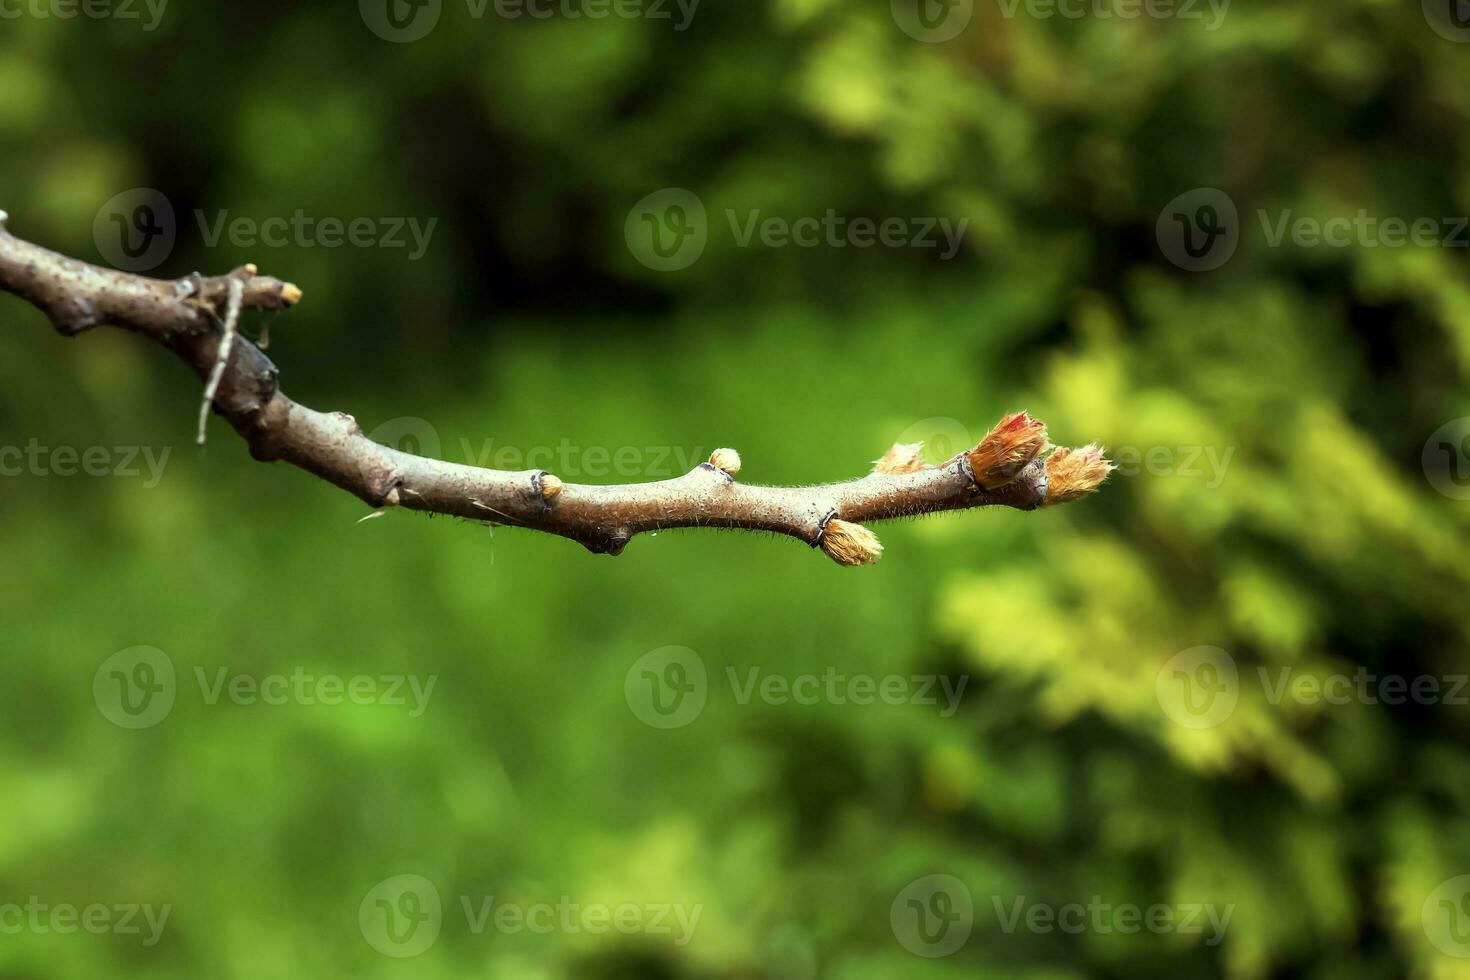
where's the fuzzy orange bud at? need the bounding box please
[1042,444,1114,506]
[968,412,1048,489]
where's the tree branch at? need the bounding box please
[0,211,1113,565]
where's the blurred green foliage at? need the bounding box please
[3,0,1470,977]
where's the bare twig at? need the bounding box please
[0,211,1112,565]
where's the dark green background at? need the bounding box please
[2,0,1470,976]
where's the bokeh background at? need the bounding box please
[3,0,1470,977]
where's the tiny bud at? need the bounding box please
[280,282,303,306]
[872,441,926,475]
[385,487,401,506]
[968,411,1048,489]
[244,263,258,276]
[709,448,741,476]
[1043,444,1114,506]
[819,518,883,566]
[540,473,563,501]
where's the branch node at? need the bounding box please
[50,296,99,336]
[332,411,362,436]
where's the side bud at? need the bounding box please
[872,442,927,475]
[819,518,883,566]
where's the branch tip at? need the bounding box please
[968,411,1048,490]
[819,518,883,566]
[709,448,741,476]
[873,441,927,475]
[1042,443,1114,506]
[280,282,303,306]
